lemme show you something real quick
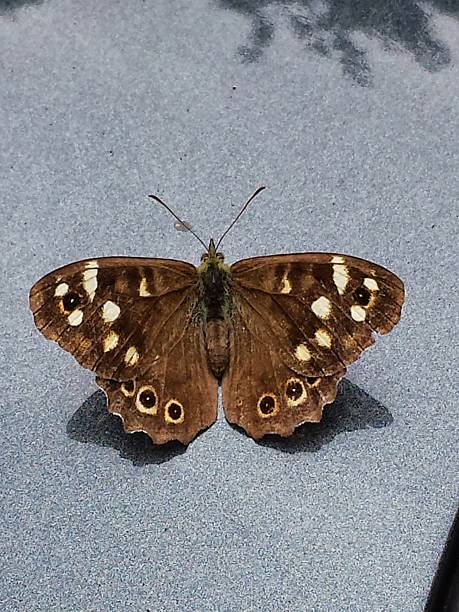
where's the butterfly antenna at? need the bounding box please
[215,186,266,250]
[148,194,209,252]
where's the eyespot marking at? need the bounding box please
[257,393,279,418]
[353,285,372,306]
[295,343,311,361]
[165,399,185,424]
[125,346,139,366]
[68,309,84,326]
[103,330,119,352]
[55,282,69,297]
[363,277,379,291]
[102,300,120,322]
[139,276,152,297]
[333,264,349,295]
[311,296,331,320]
[351,305,366,321]
[62,292,82,312]
[285,378,307,406]
[136,385,158,414]
[121,380,135,397]
[315,328,332,348]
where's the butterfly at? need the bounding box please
[29,188,405,445]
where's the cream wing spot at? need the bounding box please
[68,309,84,326]
[364,277,379,291]
[331,256,345,264]
[315,328,332,348]
[280,270,292,294]
[54,282,69,297]
[103,330,119,352]
[82,267,98,302]
[333,264,349,295]
[351,305,366,322]
[311,296,332,320]
[125,346,139,366]
[139,276,152,297]
[102,300,120,322]
[295,343,311,361]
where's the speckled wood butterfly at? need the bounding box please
[29,188,404,444]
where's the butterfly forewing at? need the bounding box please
[29,257,197,380]
[231,253,404,376]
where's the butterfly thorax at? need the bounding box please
[197,246,232,379]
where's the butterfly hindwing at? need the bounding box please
[29,257,197,380]
[96,320,218,445]
[222,307,345,438]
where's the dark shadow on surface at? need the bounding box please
[67,390,187,465]
[216,0,456,86]
[0,0,45,14]
[255,378,393,452]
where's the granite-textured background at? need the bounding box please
[1,1,458,610]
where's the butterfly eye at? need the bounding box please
[61,292,82,312]
[200,253,209,262]
[135,386,158,415]
[216,252,224,261]
[165,399,185,424]
[353,286,371,307]
[257,394,279,418]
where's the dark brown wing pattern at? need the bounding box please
[30,257,218,444]
[96,321,218,445]
[222,253,404,438]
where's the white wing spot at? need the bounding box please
[311,296,332,320]
[331,256,345,264]
[351,305,366,322]
[68,309,84,326]
[139,276,152,297]
[315,328,332,348]
[103,330,119,352]
[333,264,349,295]
[295,343,311,361]
[364,277,379,291]
[83,268,98,302]
[102,300,120,322]
[54,282,69,297]
[280,270,292,294]
[125,346,139,366]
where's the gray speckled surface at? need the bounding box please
[1,1,458,610]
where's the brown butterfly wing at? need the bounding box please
[222,253,404,438]
[222,306,346,439]
[30,257,218,444]
[96,322,218,445]
[29,257,197,380]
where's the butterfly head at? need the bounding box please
[198,239,226,268]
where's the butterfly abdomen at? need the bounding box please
[198,260,232,378]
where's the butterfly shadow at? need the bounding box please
[66,390,188,465]
[254,378,393,453]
